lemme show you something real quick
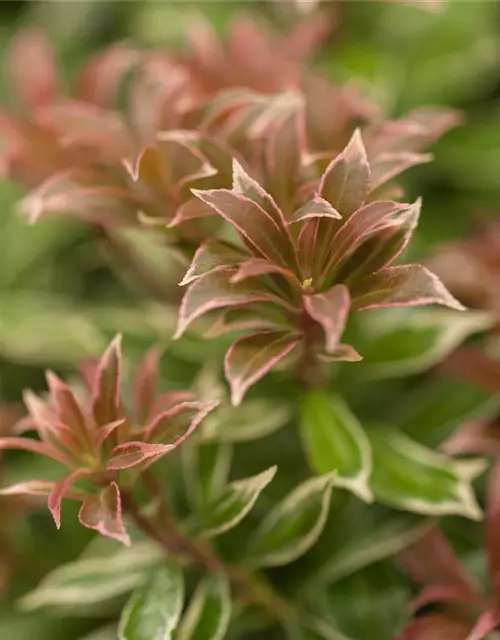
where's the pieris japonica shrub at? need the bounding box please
[1,5,500,640]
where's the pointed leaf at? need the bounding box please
[247,473,335,567]
[48,470,88,529]
[304,285,350,353]
[79,482,130,546]
[93,335,123,426]
[466,610,500,640]
[351,265,465,312]
[397,614,473,640]
[119,558,184,640]
[46,371,89,439]
[368,428,484,519]
[289,197,341,224]
[180,242,245,286]
[225,330,301,406]
[177,575,231,640]
[230,258,298,284]
[107,442,175,470]
[193,466,277,538]
[319,130,370,217]
[192,188,295,267]
[355,309,493,379]
[145,401,217,445]
[133,346,161,424]
[300,391,373,501]
[175,268,289,339]
[21,541,164,611]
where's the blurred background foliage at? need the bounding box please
[1,1,500,638]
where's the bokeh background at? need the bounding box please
[1,1,500,638]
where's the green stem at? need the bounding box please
[123,483,294,623]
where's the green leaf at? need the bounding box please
[20,541,164,613]
[183,441,233,512]
[299,391,373,502]
[368,427,485,519]
[287,617,354,640]
[80,626,118,640]
[247,473,336,568]
[191,466,277,538]
[201,399,292,443]
[177,575,231,640]
[303,501,431,588]
[394,374,500,447]
[119,558,184,640]
[354,309,493,379]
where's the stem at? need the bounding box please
[298,307,325,389]
[122,487,293,622]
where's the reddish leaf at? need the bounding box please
[45,371,90,443]
[179,241,245,286]
[318,129,370,217]
[288,196,341,224]
[175,268,292,338]
[169,195,222,227]
[304,284,350,353]
[151,391,198,416]
[320,200,410,279]
[106,441,175,470]
[399,529,479,602]
[79,482,130,546]
[5,29,59,111]
[204,307,289,338]
[486,462,500,606]
[132,346,162,425]
[441,348,500,397]
[75,42,139,107]
[397,614,473,640]
[0,436,67,465]
[192,187,295,267]
[442,420,500,458]
[264,107,303,210]
[466,610,500,640]
[230,258,299,284]
[225,331,301,406]
[93,419,127,449]
[145,400,217,444]
[48,470,88,529]
[370,152,431,192]
[0,481,55,497]
[92,335,123,427]
[351,265,465,312]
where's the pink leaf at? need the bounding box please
[79,482,130,546]
[320,200,410,278]
[179,241,245,286]
[151,391,198,416]
[351,264,465,312]
[399,529,479,602]
[0,480,55,497]
[397,614,473,640]
[486,462,500,606]
[93,419,127,449]
[0,435,67,465]
[169,196,221,227]
[225,331,301,406]
[175,268,292,339]
[304,284,350,353]
[318,129,370,217]
[5,29,59,112]
[442,420,500,458]
[75,42,139,107]
[92,335,123,427]
[440,347,500,397]
[45,371,90,443]
[145,400,218,445]
[288,196,341,224]
[192,187,295,268]
[48,469,88,529]
[230,258,299,284]
[465,610,500,640]
[132,346,162,425]
[370,152,431,192]
[107,441,175,470]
